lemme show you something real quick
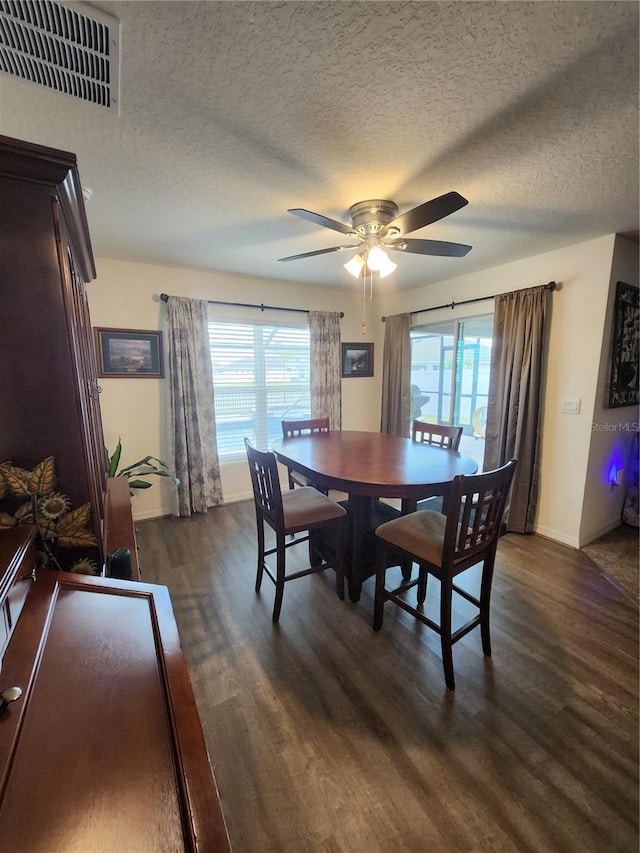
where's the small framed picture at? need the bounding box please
[341,342,374,378]
[95,328,164,378]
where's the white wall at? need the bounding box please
[87,258,383,518]
[580,234,639,544]
[89,234,638,547]
[380,234,635,547]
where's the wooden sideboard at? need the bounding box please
[104,475,141,580]
[0,526,231,851]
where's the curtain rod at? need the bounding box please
[159,293,344,318]
[381,281,557,320]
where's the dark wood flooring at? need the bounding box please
[137,500,639,852]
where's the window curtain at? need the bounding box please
[484,285,548,533]
[167,296,222,516]
[309,310,342,429]
[380,313,411,436]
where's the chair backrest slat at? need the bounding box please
[282,417,330,438]
[443,459,518,564]
[411,420,463,450]
[245,438,284,526]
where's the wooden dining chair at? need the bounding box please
[245,438,346,622]
[411,419,463,450]
[373,459,517,690]
[408,419,464,515]
[281,417,330,491]
[400,421,465,579]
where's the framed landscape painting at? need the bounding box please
[608,282,639,408]
[95,328,164,378]
[341,343,374,378]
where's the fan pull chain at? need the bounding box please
[361,267,367,334]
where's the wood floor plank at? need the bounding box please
[136,501,639,852]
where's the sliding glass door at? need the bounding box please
[410,314,493,465]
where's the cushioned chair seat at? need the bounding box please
[375,510,447,567]
[282,486,346,530]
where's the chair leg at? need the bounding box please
[440,577,455,690]
[400,557,413,581]
[373,541,387,631]
[255,517,265,593]
[417,564,428,605]
[334,520,345,601]
[308,528,319,566]
[272,533,286,623]
[480,556,495,656]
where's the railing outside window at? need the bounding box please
[209,321,311,459]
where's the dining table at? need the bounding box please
[272,430,478,601]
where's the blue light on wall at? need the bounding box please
[607,445,626,488]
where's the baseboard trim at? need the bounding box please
[534,524,580,549]
[578,520,626,549]
[221,491,254,504]
[132,493,254,522]
[132,509,173,522]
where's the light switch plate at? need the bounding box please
[561,398,581,414]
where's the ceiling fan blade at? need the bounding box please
[384,192,469,236]
[386,238,472,257]
[288,208,356,236]
[278,245,355,262]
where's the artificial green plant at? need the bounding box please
[107,437,179,494]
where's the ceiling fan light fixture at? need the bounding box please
[344,253,366,278]
[377,254,397,278]
[366,246,397,278]
[365,245,385,271]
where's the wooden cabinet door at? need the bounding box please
[53,199,106,529]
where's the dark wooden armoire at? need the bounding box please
[0,136,230,850]
[0,134,106,557]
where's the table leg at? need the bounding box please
[345,494,372,602]
[348,582,362,602]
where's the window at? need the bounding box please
[410,314,493,466]
[209,320,311,460]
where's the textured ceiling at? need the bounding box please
[0,0,638,292]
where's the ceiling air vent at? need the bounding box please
[0,0,120,111]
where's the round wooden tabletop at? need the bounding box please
[272,430,478,499]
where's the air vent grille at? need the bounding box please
[0,0,119,110]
